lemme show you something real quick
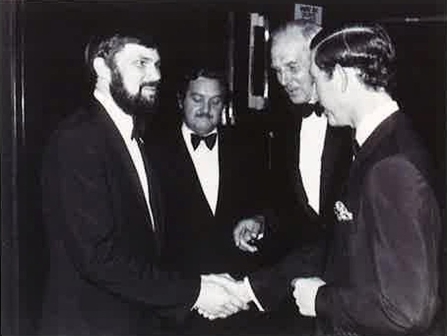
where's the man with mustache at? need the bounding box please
[40,35,245,336]
[147,65,270,335]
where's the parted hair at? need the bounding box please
[310,24,396,92]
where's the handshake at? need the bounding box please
[193,273,252,320]
[192,216,265,320]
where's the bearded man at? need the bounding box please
[39,34,245,336]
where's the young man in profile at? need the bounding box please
[291,23,442,336]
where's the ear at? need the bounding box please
[92,57,111,82]
[334,63,348,92]
[176,93,184,110]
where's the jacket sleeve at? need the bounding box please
[249,240,325,311]
[316,156,441,334]
[41,130,200,315]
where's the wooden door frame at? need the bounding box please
[1,1,26,335]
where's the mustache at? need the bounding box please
[140,81,160,90]
[195,112,213,118]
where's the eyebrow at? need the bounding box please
[190,92,223,98]
[272,61,300,69]
[136,54,160,63]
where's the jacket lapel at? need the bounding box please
[319,125,351,212]
[353,112,400,170]
[141,154,164,253]
[93,102,156,238]
[344,112,401,204]
[292,116,310,207]
[215,131,226,217]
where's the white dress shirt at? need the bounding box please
[94,89,155,230]
[299,113,327,214]
[355,99,399,147]
[181,123,220,215]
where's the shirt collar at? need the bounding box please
[94,89,134,141]
[355,99,399,146]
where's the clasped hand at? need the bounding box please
[291,277,326,317]
[194,274,251,320]
[233,216,265,253]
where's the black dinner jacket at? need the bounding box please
[249,112,441,335]
[147,123,269,277]
[40,100,199,336]
[268,106,353,250]
[315,111,441,335]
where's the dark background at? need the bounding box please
[2,0,446,335]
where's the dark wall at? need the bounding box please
[24,1,232,133]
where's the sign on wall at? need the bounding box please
[294,4,323,26]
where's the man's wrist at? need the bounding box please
[192,275,205,310]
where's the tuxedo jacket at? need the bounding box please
[40,100,199,336]
[252,112,442,335]
[147,123,269,277]
[315,111,441,335]
[267,106,352,251]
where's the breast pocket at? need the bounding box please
[333,200,358,259]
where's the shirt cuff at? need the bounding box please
[244,277,265,312]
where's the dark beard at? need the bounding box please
[109,68,158,117]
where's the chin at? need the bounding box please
[193,123,214,135]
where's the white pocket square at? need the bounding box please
[334,201,353,222]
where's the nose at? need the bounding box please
[202,99,210,114]
[277,70,291,87]
[145,64,161,83]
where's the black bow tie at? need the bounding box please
[191,133,217,150]
[131,115,146,141]
[300,102,325,118]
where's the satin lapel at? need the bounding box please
[293,116,309,205]
[215,131,225,217]
[94,102,153,229]
[353,112,400,171]
[320,125,342,210]
[141,154,164,253]
[344,112,400,204]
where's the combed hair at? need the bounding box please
[272,19,322,44]
[311,24,396,92]
[177,66,228,103]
